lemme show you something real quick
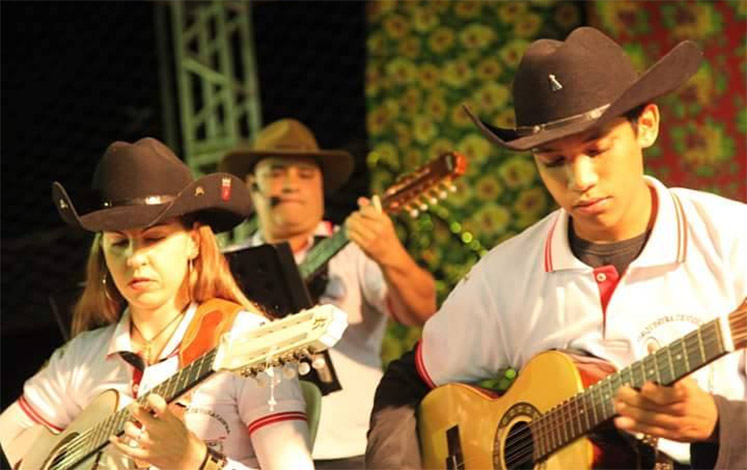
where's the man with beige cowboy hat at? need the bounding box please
[367,26,746,469]
[220,118,436,468]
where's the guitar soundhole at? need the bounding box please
[503,422,534,470]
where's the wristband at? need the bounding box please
[200,446,227,470]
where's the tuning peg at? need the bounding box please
[312,356,326,370]
[409,207,419,218]
[282,363,297,379]
[449,184,457,192]
[298,362,311,376]
[428,196,438,205]
[419,202,428,211]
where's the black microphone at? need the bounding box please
[250,182,281,207]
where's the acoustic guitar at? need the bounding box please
[8,304,348,470]
[419,298,746,469]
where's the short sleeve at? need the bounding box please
[419,259,509,387]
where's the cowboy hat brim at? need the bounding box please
[467,39,703,151]
[53,173,252,233]
[219,148,355,194]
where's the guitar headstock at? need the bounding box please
[380,151,467,217]
[729,297,747,350]
[212,304,348,377]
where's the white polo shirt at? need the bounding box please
[247,222,393,459]
[14,303,309,469]
[418,176,747,462]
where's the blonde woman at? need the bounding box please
[0,138,313,469]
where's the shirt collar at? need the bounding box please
[107,303,198,361]
[544,176,687,272]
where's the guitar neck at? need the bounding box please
[298,229,348,281]
[58,349,218,470]
[297,151,469,282]
[531,314,734,461]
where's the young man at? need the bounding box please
[220,119,436,469]
[366,27,746,469]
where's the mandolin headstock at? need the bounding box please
[380,151,467,218]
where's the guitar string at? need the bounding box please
[51,374,183,470]
[500,326,721,467]
[506,331,722,468]
[503,321,723,467]
[504,330,718,467]
[50,353,215,470]
[53,305,254,468]
[49,387,167,470]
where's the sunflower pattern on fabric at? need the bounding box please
[590,0,747,201]
[365,0,582,367]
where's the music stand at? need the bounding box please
[224,242,342,395]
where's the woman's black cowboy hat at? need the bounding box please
[52,137,252,232]
[219,119,354,194]
[465,27,703,151]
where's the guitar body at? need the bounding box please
[15,390,120,470]
[419,301,747,469]
[419,351,621,470]
[8,304,348,470]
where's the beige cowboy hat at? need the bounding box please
[219,119,354,194]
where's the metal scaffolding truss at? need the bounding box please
[158,0,262,175]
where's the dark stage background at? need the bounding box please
[1,0,367,426]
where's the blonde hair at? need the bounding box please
[71,221,261,336]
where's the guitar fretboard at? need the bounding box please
[48,349,218,470]
[529,316,728,462]
[298,229,348,281]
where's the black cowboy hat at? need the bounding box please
[466,27,703,151]
[219,119,354,194]
[52,137,252,232]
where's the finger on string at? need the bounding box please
[615,401,681,430]
[348,224,377,245]
[145,393,168,417]
[109,435,148,459]
[123,420,144,440]
[614,417,673,439]
[128,401,158,427]
[639,381,684,406]
[346,229,368,249]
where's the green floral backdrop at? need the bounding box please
[365,0,583,367]
[367,0,746,369]
[589,0,746,201]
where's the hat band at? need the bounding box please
[101,194,175,208]
[515,104,611,137]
